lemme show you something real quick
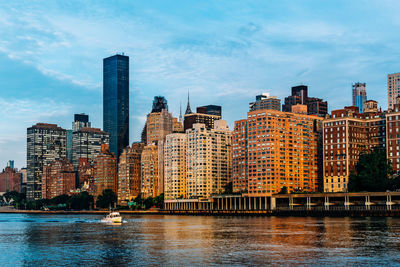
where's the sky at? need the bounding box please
[1,0,400,169]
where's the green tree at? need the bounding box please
[96,189,117,209]
[68,192,94,210]
[348,147,393,192]
[144,196,154,209]
[51,194,69,205]
[222,182,233,195]
[278,186,288,194]
[154,194,164,208]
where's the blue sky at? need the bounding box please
[1,0,400,168]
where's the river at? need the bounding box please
[0,214,399,265]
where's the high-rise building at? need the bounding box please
[184,112,222,131]
[164,133,186,200]
[232,120,248,194]
[93,144,117,198]
[118,142,144,205]
[0,162,21,193]
[249,93,281,111]
[232,110,323,196]
[364,100,379,113]
[146,109,173,145]
[72,113,91,132]
[141,143,159,198]
[27,123,67,200]
[388,73,400,111]
[352,83,367,113]
[323,106,386,192]
[72,127,109,168]
[283,85,328,117]
[20,168,27,194]
[66,130,73,163]
[151,96,168,113]
[103,54,129,160]
[197,105,222,116]
[172,117,184,133]
[77,158,94,188]
[186,120,232,198]
[386,110,400,174]
[183,100,222,132]
[307,97,328,117]
[41,158,75,199]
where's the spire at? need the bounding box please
[179,101,183,122]
[185,91,192,115]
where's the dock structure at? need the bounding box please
[163,192,400,216]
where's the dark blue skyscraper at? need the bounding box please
[103,54,129,160]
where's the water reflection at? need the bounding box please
[0,214,400,265]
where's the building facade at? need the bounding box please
[146,109,173,145]
[232,120,248,193]
[388,73,400,111]
[73,113,90,132]
[249,93,281,111]
[352,83,367,113]
[232,109,322,196]
[103,54,129,160]
[93,144,117,198]
[141,143,159,198]
[77,158,94,188]
[41,158,75,199]
[117,143,144,205]
[0,163,21,193]
[323,106,386,192]
[186,120,232,199]
[72,127,109,168]
[283,85,328,117]
[27,123,67,200]
[164,133,187,200]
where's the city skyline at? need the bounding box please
[2,1,400,168]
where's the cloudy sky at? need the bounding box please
[1,0,400,168]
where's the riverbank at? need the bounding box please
[0,207,161,215]
[2,208,400,217]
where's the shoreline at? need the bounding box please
[2,209,400,217]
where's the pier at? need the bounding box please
[164,192,400,216]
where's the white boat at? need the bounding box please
[101,212,122,223]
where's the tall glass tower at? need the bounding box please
[103,54,129,160]
[352,82,367,113]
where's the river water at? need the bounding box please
[0,214,399,266]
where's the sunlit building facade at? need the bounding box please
[164,133,186,200]
[186,120,232,198]
[233,110,323,196]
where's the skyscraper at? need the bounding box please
[41,158,75,199]
[103,54,129,160]
[232,110,322,196]
[283,85,328,117]
[151,96,168,113]
[27,123,67,200]
[323,106,386,192]
[72,127,109,168]
[72,113,91,132]
[93,144,117,198]
[352,82,367,113]
[164,133,186,200]
[186,120,232,198]
[249,93,281,111]
[118,142,144,205]
[388,73,400,111]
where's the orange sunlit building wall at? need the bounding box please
[233,109,323,196]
